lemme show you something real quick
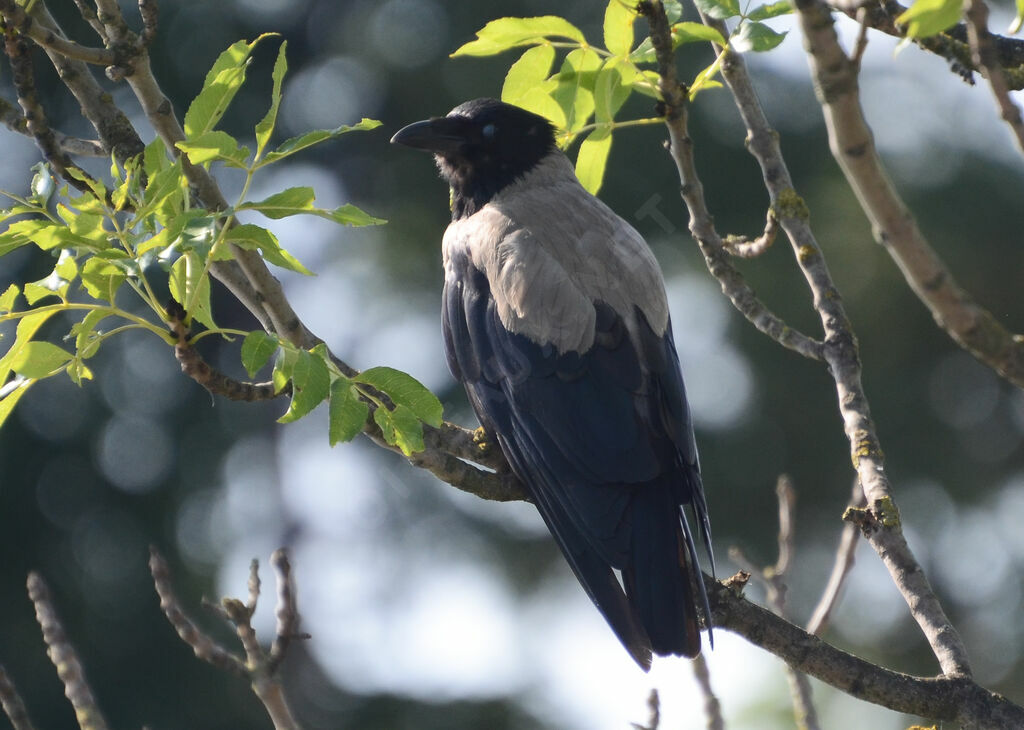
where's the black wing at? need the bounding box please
[443,252,712,668]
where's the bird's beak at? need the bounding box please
[390,118,466,155]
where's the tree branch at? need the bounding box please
[642,0,971,683]
[801,0,1024,391]
[0,0,116,65]
[0,666,36,730]
[806,481,864,636]
[709,575,1023,727]
[640,5,826,364]
[27,573,110,730]
[828,0,1024,89]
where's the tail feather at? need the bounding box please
[624,484,703,658]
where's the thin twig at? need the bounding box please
[638,3,826,364]
[167,301,285,401]
[729,476,821,730]
[721,208,778,258]
[267,548,308,673]
[630,688,661,730]
[0,666,37,730]
[0,0,116,65]
[806,480,865,635]
[0,96,106,157]
[27,573,110,730]
[691,654,725,730]
[29,3,143,162]
[963,0,1024,153]
[3,25,92,192]
[148,548,248,676]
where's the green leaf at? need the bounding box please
[731,20,788,52]
[552,48,603,135]
[0,309,59,386]
[694,0,741,20]
[748,0,793,20]
[0,378,33,429]
[10,341,73,378]
[373,404,425,456]
[604,0,637,56]
[502,45,557,106]
[664,0,685,23]
[72,309,110,359]
[176,131,251,167]
[241,330,279,377]
[169,251,215,329]
[258,119,382,168]
[143,138,169,178]
[223,224,313,275]
[355,366,443,427]
[512,83,568,128]
[575,128,613,195]
[896,0,962,38]
[23,282,59,305]
[136,158,185,224]
[7,219,99,252]
[278,349,330,423]
[1011,0,1024,33]
[80,256,126,302]
[314,204,386,227]
[183,35,274,139]
[673,22,728,46]
[255,40,288,158]
[240,187,315,218]
[0,284,19,314]
[452,16,586,57]
[328,378,369,445]
[594,58,636,123]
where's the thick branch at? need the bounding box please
[829,0,1024,88]
[708,576,1023,727]
[801,0,1024,391]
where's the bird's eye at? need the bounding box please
[481,123,496,139]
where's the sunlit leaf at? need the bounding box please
[604,0,636,57]
[10,341,73,378]
[0,379,33,429]
[502,45,557,105]
[0,284,19,314]
[223,224,313,275]
[452,16,586,57]
[255,40,288,158]
[80,256,126,302]
[176,131,251,167]
[258,119,382,168]
[694,0,741,20]
[748,0,793,20]
[897,0,962,38]
[575,128,613,195]
[731,20,788,52]
[183,35,275,139]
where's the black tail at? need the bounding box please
[623,484,704,658]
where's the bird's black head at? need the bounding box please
[391,98,557,219]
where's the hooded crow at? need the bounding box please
[392,98,713,670]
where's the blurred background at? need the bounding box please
[1,0,1023,728]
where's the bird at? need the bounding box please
[391,98,713,670]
